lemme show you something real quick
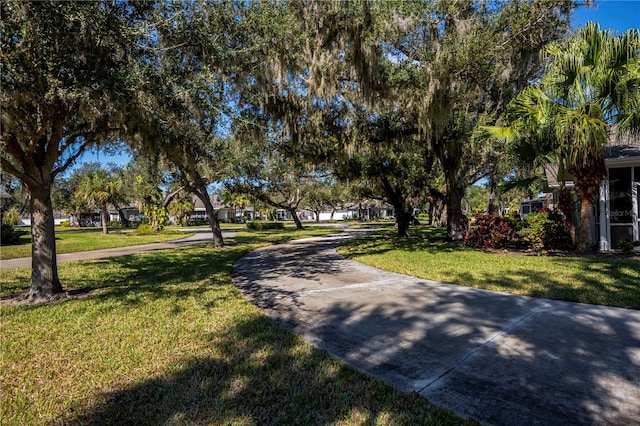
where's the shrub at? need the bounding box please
[143,204,169,230]
[464,214,515,249]
[246,221,284,230]
[1,223,27,245]
[619,239,635,255]
[60,220,71,227]
[134,224,156,235]
[518,211,573,252]
[2,207,20,227]
[503,211,524,233]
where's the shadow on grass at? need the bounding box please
[340,227,455,255]
[60,315,458,425]
[71,244,249,307]
[56,228,638,425]
[5,231,468,425]
[436,255,639,309]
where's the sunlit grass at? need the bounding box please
[337,227,640,310]
[0,229,191,260]
[0,227,467,425]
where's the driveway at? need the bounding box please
[231,232,640,426]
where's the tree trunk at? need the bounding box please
[435,202,447,227]
[379,176,413,238]
[28,185,63,301]
[576,197,594,253]
[445,172,469,241]
[100,201,109,234]
[115,205,131,227]
[487,175,497,215]
[207,210,224,247]
[290,208,304,230]
[573,162,604,253]
[315,209,320,223]
[427,199,434,225]
[396,207,412,238]
[387,194,412,238]
[196,186,224,247]
[574,180,599,253]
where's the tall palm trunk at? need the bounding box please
[100,201,109,234]
[576,196,595,253]
[573,161,605,253]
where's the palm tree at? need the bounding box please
[76,170,124,234]
[485,23,639,253]
[168,193,194,226]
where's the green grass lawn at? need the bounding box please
[0,227,467,426]
[0,228,192,260]
[337,227,640,310]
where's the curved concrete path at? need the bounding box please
[0,229,236,270]
[231,232,640,426]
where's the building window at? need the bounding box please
[609,167,632,224]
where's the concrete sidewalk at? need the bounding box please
[231,233,640,426]
[0,229,235,270]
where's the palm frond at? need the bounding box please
[476,125,519,143]
[497,176,544,195]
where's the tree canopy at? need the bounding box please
[1,0,155,300]
[4,0,628,301]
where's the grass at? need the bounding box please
[337,227,640,310]
[0,227,468,426]
[0,228,192,260]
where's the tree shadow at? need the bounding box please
[339,228,462,257]
[231,235,640,425]
[60,315,460,425]
[0,245,236,315]
[442,256,640,309]
[72,244,248,309]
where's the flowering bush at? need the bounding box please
[464,210,573,252]
[464,214,515,249]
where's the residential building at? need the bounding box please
[599,131,640,250]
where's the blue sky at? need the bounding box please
[572,0,640,33]
[73,1,640,172]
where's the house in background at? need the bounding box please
[317,200,394,221]
[542,130,640,251]
[519,194,556,219]
[599,131,640,250]
[190,194,257,223]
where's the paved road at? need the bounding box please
[231,232,640,426]
[0,229,236,270]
